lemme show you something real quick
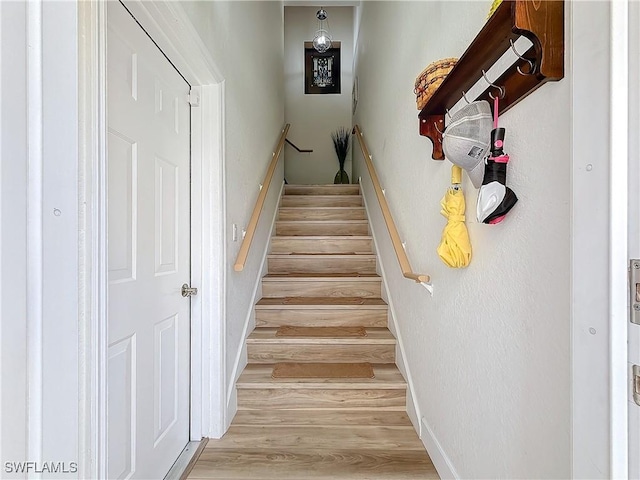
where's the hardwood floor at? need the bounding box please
[186,185,438,479]
[187,418,438,479]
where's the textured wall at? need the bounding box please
[284,6,353,185]
[354,2,571,478]
[181,1,285,402]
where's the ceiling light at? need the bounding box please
[312,8,332,53]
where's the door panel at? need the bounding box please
[107,336,137,480]
[107,129,137,284]
[107,2,191,479]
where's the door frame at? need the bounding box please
[570,1,630,477]
[629,0,640,477]
[78,1,226,477]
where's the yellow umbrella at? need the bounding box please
[437,165,472,268]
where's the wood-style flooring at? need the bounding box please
[185,185,438,479]
[187,411,438,479]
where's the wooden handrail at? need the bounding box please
[352,125,431,284]
[285,138,313,153]
[234,124,290,272]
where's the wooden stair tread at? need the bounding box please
[261,274,383,299]
[283,195,362,200]
[263,273,380,279]
[203,425,424,452]
[277,209,367,221]
[247,327,395,344]
[268,256,376,274]
[255,312,388,328]
[270,236,373,255]
[236,364,405,389]
[281,196,363,208]
[278,206,365,210]
[272,235,372,240]
[188,448,437,479]
[276,220,369,225]
[269,253,376,257]
[284,184,361,195]
[237,392,406,410]
[275,221,369,236]
[256,297,387,307]
[231,409,413,427]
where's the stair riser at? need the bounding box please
[247,344,396,364]
[207,425,420,451]
[255,309,388,328]
[237,388,406,409]
[278,209,366,221]
[268,257,377,274]
[276,222,369,236]
[270,238,373,254]
[281,196,363,208]
[285,185,360,196]
[231,410,412,426]
[261,280,382,298]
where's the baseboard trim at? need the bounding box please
[421,417,459,480]
[359,178,422,430]
[360,176,458,479]
[225,180,285,417]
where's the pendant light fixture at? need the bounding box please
[312,8,332,53]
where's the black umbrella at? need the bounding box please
[477,96,518,224]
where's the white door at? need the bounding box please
[106,2,192,479]
[630,1,640,478]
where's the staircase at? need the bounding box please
[188,185,438,479]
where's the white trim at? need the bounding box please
[570,2,616,477]
[79,0,226,473]
[26,0,44,464]
[420,417,459,480]
[359,176,456,478]
[225,180,285,418]
[120,0,223,85]
[190,83,227,440]
[0,3,3,466]
[190,85,205,441]
[610,0,629,476]
[78,1,110,476]
[359,180,422,429]
[629,0,640,477]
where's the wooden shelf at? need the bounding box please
[418,0,565,160]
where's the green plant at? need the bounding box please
[331,127,351,184]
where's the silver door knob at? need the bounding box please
[181,284,198,297]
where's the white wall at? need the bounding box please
[1,1,80,477]
[284,6,353,185]
[1,1,29,472]
[571,2,616,477]
[180,1,285,422]
[354,2,574,478]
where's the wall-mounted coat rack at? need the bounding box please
[418,0,565,160]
